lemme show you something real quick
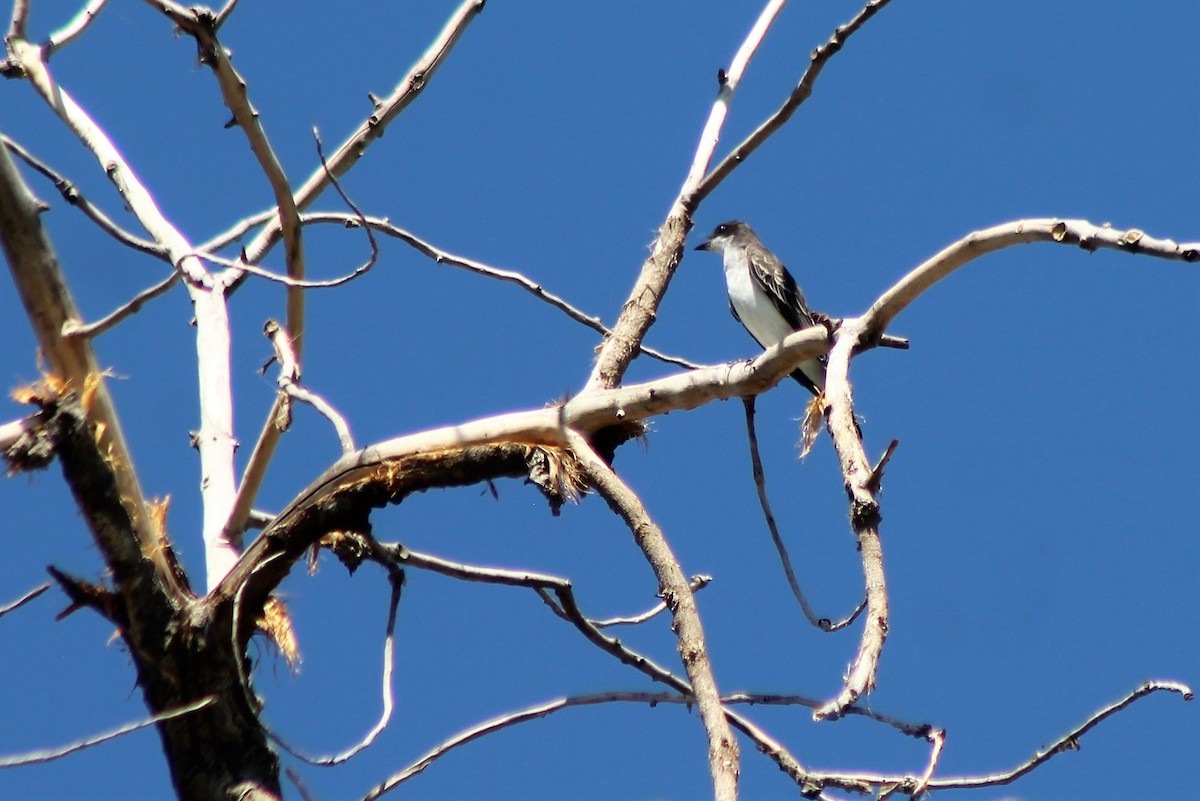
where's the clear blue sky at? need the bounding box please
[1,2,1196,799]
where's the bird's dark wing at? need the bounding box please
[746,240,815,331]
[746,239,826,395]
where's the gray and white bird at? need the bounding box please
[695,220,826,396]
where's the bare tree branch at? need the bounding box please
[681,0,790,194]
[742,396,865,632]
[4,0,29,43]
[263,320,355,454]
[213,0,239,30]
[863,219,1199,339]
[267,566,401,766]
[0,127,185,599]
[42,0,109,57]
[142,0,308,351]
[364,541,829,795]
[919,680,1193,791]
[813,316,889,721]
[360,678,1190,800]
[0,696,217,768]
[217,205,1199,611]
[301,211,701,369]
[563,428,738,801]
[0,582,50,618]
[1,135,166,257]
[60,271,180,339]
[199,207,276,253]
[591,575,713,628]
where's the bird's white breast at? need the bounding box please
[723,256,792,348]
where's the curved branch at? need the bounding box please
[563,428,738,801]
[814,317,888,720]
[219,214,1194,617]
[61,271,181,339]
[863,218,1199,338]
[921,680,1192,792]
[301,212,700,369]
[742,397,865,632]
[266,567,401,766]
[367,542,826,794]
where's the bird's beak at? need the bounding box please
[694,239,713,252]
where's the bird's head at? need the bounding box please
[695,220,751,254]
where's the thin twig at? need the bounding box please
[263,320,355,454]
[235,0,486,272]
[742,682,1193,795]
[186,249,358,288]
[200,206,700,368]
[680,0,790,194]
[42,0,109,56]
[213,0,238,29]
[302,212,700,369]
[921,681,1193,791]
[0,696,216,767]
[912,727,945,798]
[312,129,379,283]
[360,688,945,801]
[284,767,319,801]
[61,271,181,339]
[360,693,641,800]
[1,135,166,258]
[742,397,865,632]
[592,575,713,628]
[364,542,824,794]
[267,566,402,765]
[199,208,277,253]
[0,582,50,618]
[864,438,899,494]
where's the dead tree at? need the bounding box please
[1,2,1194,800]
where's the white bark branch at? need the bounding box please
[6,37,239,590]
[42,0,108,57]
[561,429,738,801]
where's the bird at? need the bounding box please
[694,220,826,396]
